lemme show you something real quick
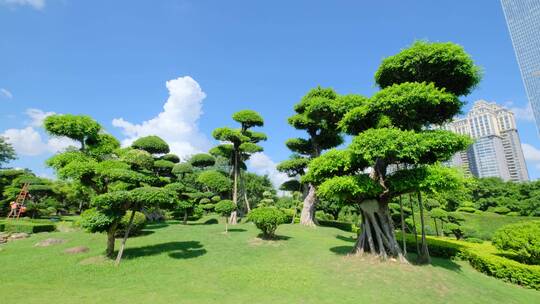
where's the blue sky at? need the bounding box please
[1,0,540,184]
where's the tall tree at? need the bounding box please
[304,41,480,262]
[279,87,364,226]
[212,110,266,224]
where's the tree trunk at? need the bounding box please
[433,219,439,237]
[299,183,317,227]
[409,194,420,255]
[244,191,251,213]
[229,150,239,225]
[106,221,119,258]
[183,210,188,225]
[352,199,408,263]
[225,218,228,233]
[417,192,431,264]
[398,195,407,255]
[115,210,136,266]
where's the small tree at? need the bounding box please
[248,207,286,239]
[212,110,266,224]
[131,135,170,155]
[215,200,236,233]
[429,208,448,236]
[0,136,16,168]
[278,87,363,226]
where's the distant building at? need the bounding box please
[442,100,529,182]
[501,0,540,134]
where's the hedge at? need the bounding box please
[395,233,540,289]
[318,220,359,233]
[1,220,56,233]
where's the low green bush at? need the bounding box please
[117,212,147,237]
[491,206,511,215]
[79,208,113,233]
[280,208,295,223]
[2,220,56,233]
[318,220,359,233]
[506,211,520,216]
[492,221,540,265]
[315,210,334,221]
[464,237,484,244]
[248,207,286,239]
[0,222,5,232]
[457,207,476,213]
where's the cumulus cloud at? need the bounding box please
[1,88,13,99]
[522,143,540,171]
[1,109,77,156]
[113,76,211,158]
[504,100,535,122]
[0,0,45,10]
[247,152,289,189]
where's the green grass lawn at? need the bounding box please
[1,217,538,304]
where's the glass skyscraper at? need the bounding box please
[501,0,540,133]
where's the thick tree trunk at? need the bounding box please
[106,221,119,258]
[398,195,407,255]
[299,184,318,227]
[433,219,439,236]
[244,191,251,213]
[115,210,136,266]
[409,194,420,255]
[417,192,431,264]
[352,199,408,263]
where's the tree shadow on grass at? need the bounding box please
[145,222,170,230]
[256,233,292,241]
[227,228,247,232]
[336,234,356,243]
[188,218,219,226]
[122,241,207,260]
[330,245,353,255]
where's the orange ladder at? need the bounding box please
[6,183,29,220]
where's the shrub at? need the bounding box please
[79,208,114,233]
[201,203,215,211]
[492,206,511,215]
[248,207,286,239]
[492,221,540,265]
[318,220,358,233]
[161,153,180,163]
[2,220,55,233]
[0,222,4,232]
[117,212,147,237]
[132,135,170,154]
[315,210,334,221]
[506,211,520,216]
[464,238,484,244]
[457,207,476,213]
[280,208,295,223]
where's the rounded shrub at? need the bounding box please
[161,153,180,163]
[248,207,286,239]
[172,163,193,177]
[492,221,540,265]
[189,153,216,168]
[117,212,147,236]
[215,200,236,217]
[315,210,334,221]
[132,135,170,154]
[457,206,476,213]
[492,206,511,215]
[280,208,295,223]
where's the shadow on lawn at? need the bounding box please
[122,241,207,260]
[188,218,219,226]
[227,228,247,232]
[329,245,462,272]
[336,234,356,243]
[145,222,170,230]
[256,234,292,241]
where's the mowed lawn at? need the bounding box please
[1,217,539,304]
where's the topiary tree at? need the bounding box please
[196,170,232,195]
[161,153,180,163]
[44,114,101,150]
[0,136,16,168]
[212,110,266,224]
[492,221,540,265]
[303,41,479,263]
[172,162,193,179]
[215,199,236,233]
[247,207,286,239]
[278,87,364,226]
[429,208,448,236]
[259,190,275,207]
[131,135,170,155]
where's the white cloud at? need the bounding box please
[1,109,77,156]
[509,103,535,122]
[113,76,211,158]
[248,152,289,189]
[522,143,540,162]
[0,0,45,10]
[0,88,13,99]
[25,108,55,127]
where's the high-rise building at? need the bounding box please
[442,100,529,182]
[501,0,540,133]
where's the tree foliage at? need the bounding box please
[131,135,170,154]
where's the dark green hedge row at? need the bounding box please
[0,221,56,233]
[318,220,359,233]
[395,233,540,289]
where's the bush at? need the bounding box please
[457,207,476,213]
[79,208,114,233]
[132,135,170,154]
[315,210,334,221]
[117,212,147,237]
[506,211,520,216]
[248,207,286,239]
[464,238,484,244]
[318,220,358,233]
[280,208,295,223]
[492,221,540,265]
[0,222,4,231]
[2,220,56,233]
[492,206,511,215]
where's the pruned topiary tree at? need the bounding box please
[303,41,480,263]
[212,110,266,224]
[131,135,170,155]
[248,207,286,239]
[215,199,236,233]
[278,87,364,226]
